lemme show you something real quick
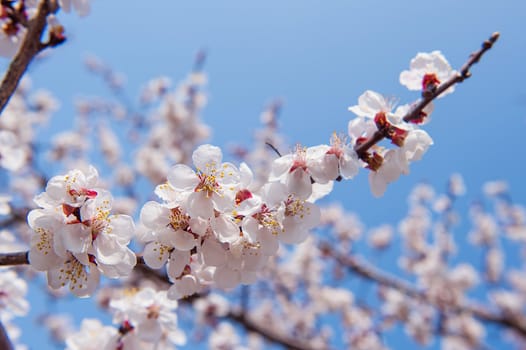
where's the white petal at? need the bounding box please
[403,129,433,161]
[167,164,198,191]
[187,192,214,219]
[308,181,334,202]
[285,168,312,200]
[168,229,197,251]
[258,230,279,255]
[348,90,387,118]
[214,266,240,290]
[167,250,190,279]
[55,224,91,255]
[143,242,170,269]
[242,249,267,271]
[167,275,198,299]
[340,146,362,179]
[280,220,309,244]
[308,152,339,184]
[140,201,171,229]
[211,215,239,244]
[192,144,222,170]
[239,162,254,188]
[269,154,293,181]
[201,238,227,267]
[369,171,388,198]
[107,215,135,243]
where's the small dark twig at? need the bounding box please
[0,321,13,350]
[265,142,282,157]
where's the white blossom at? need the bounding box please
[28,167,136,297]
[399,51,456,97]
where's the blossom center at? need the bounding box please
[284,196,309,219]
[253,204,280,235]
[195,170,220,197]
[169,207,190,231]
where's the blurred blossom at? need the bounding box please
[448,173,466,197]
[483,180,509,197]
[491,291,524,315]
[59,0,91,17]
[41,314,75,343]
[485,248,503,282]
[209,322,245,350]
[368,225,393,249]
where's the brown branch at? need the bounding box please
[0,321,14,350]
[6,244,521,347]
[355,32,500,158]
[0,0,54,114]
[227,311,324,350]
[320,243,526,338]
[0,251,28,265]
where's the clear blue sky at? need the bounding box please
[10,1,526,349]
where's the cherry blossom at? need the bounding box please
[110,288,186,347]
[165,144,240,219]
[0,20,508,350]
[28,167,136,297]
[399,51,457,97]
[368,127,433,197]
[348,90,400,119]
[65,319,119,350]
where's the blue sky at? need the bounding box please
[8,0,526,349]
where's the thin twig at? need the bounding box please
[3,246,523,345]
[0,321,14,350]
[227,311,325,350]
[355,32,500,158]
[265,141,282,157]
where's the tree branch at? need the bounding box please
[0,251,28,265]
[227,311,325,350]
[4,239,521,347]
[0,0,53,114]
[354,32,500,158]
[0,321,14,350]
[320,243,526,338]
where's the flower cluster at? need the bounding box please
[27,50,459,301]
[28,166,136,297]
[139,144,323,298]
[348,90,434,197]
[65,287,186,350]
[347,50,454,196]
